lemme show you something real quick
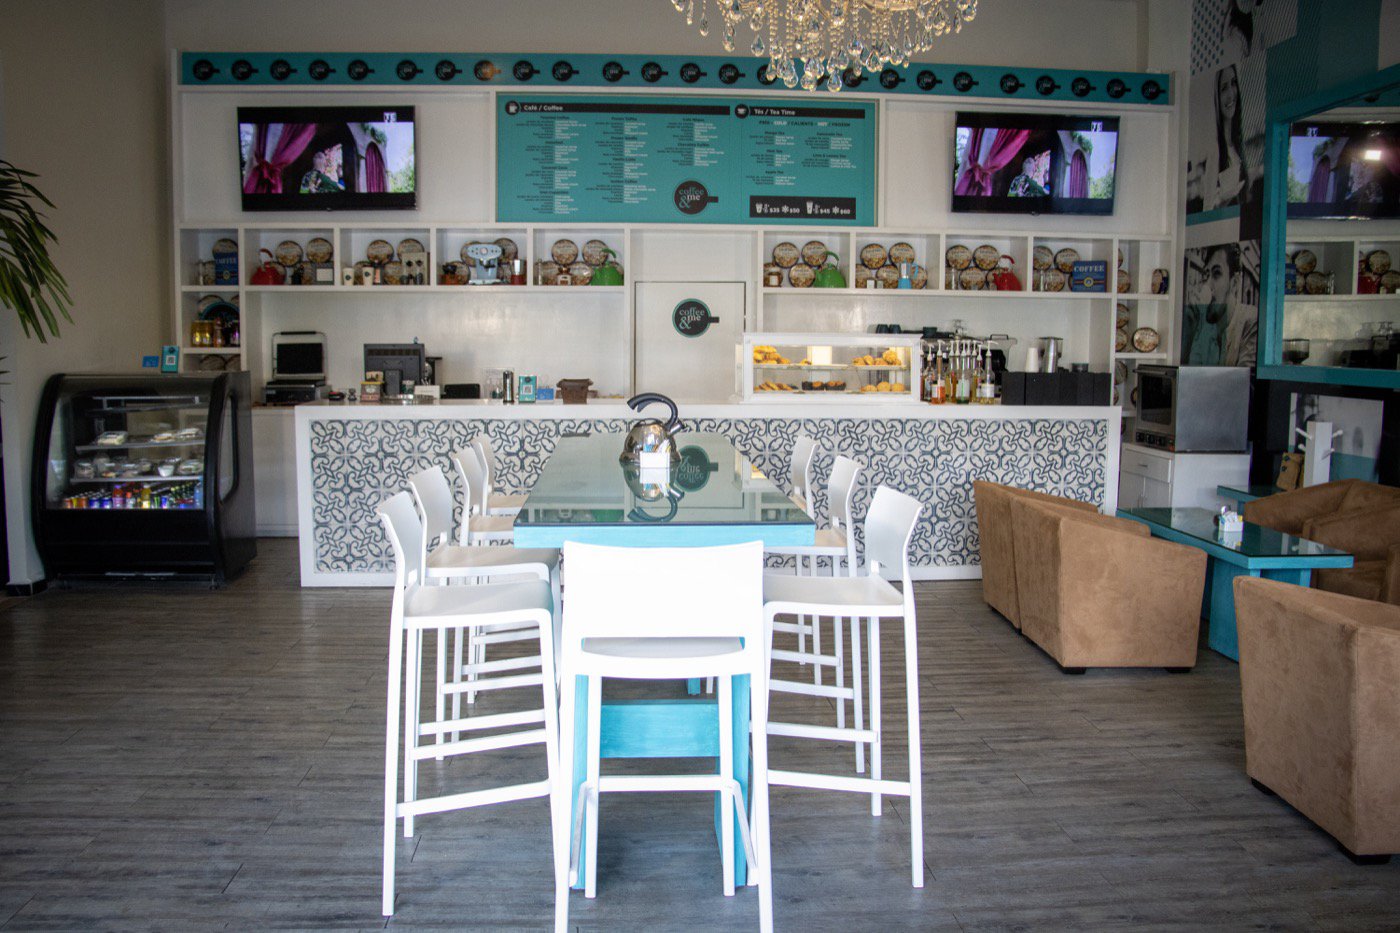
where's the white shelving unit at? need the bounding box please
[176,221,1176,394]
[171,68,1179,400]
[1279,233,1399,369]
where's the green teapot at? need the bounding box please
[591,247,625,286]
[813,253,846,288]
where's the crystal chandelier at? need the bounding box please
[673,0,978,91]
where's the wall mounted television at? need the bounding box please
[238,106,417,211]
[952,112,1120,216]
[1287,121,1400,219]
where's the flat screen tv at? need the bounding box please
[1287,121,1400,219]
[238,106,417,211]
[952,112,1120,216]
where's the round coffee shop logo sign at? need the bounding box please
[674,179,717,215]
[672,298,719,338]
[674,445,718,493]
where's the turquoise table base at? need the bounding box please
[528,433,800,890]
[1204,565,1312,661]
[571,677,751,889]
[1118,507,1353,663]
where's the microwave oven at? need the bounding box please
[1134,365,1250,452]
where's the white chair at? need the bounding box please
[778,435,821,689]
[449,447,516,545]
[765,455,866,767]
[376,491,564,917]
[471,435,529,517]
[762,485,925,888]
[788,435,818,516]
[554,541,773,933]
[408,466,561,745]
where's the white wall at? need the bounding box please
[1,1,169,586]
[163,0,1146,72]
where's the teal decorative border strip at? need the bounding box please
[1185,205,1240,227]
[180,52,1171,106]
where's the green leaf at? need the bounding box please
[0,159,73,343]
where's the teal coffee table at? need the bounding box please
[1117,507,1353,661]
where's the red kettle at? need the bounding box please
[251,248,285,286]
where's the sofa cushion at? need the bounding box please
[1316,562,1386,602]
[1339,481,1400,515]
[1244,480,1356,535]
[1035,500,1150,537]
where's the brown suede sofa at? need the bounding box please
[973,481,1097,629]
[1244,479,1400,605]
[972,480,1208,672]
[1235,576,1400,863]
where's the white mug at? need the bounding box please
[1025,347,1043,373]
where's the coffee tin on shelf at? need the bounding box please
[1069,260,1107,292]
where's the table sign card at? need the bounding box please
[496,95,876,225]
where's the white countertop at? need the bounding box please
[290,399,1121,420]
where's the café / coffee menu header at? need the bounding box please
[496,95,876,225]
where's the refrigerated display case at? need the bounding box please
[31,372,255,583]
[740,333,922,403]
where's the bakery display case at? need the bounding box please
[31,372,256,584]
[740,333,921,402]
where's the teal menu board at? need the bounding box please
[496,95,876,225]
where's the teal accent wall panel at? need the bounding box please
[495,95,877,225]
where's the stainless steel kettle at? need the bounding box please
[619,392,683,463]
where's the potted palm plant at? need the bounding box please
[0,160,72,342]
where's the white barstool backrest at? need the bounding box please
[864,486,922,583]
[827,455,863,532]
[475,434,500,480]
[377,490,427,590]
[469,436,497,491]
[450,447,490,518]
[561,541,763,643]
[407,466,455,550]
[790,436,819,512]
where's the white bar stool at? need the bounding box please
[408,466,561,743]
[376,491,564,917]
[554,541,774,933]
[784,431,823,658]
[450,447,516,545]
[471,435,529,516]
[765,455,865,766]
[761,485,926,888]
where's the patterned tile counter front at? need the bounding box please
[295,402,1121,586]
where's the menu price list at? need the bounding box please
[497,96,875,225]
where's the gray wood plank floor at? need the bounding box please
[1,539,1396,930]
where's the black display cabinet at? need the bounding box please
[31,373,255,584]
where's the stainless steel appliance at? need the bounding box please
[1134,365,1250,452]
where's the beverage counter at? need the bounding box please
[293,400,1121,586]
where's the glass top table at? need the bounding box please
[1118,507,1353,568]
[512,432,815,549]
[1118,507,1354,661]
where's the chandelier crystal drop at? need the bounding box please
[677,0,977,91]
